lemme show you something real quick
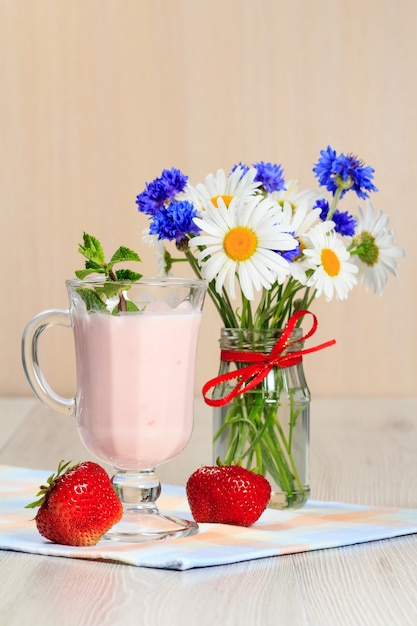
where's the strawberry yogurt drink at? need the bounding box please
[22,276,206,539]
[74,301,202,470]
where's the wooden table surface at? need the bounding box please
[1,396,417,626]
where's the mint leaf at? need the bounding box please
[115,269,143,282]
[99,283,125,300]
[85,260,105,271]
[110,246,141,265]
[75,288,107,311]
[78,233,105,265]
[75,268,100,279]
[111,300,139,315]
[75,233,143,314]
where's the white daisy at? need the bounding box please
[191,195,298,300]
[279,199,321,238]
[183,166,260,215]
[278,198,336,284]
[141,229,171,276]
[303,226,358,301]
[352,201,405,295]
[270,179,322,211]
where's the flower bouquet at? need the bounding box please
[135,146,405,508]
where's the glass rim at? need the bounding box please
[65,276,207,289]
[221,326,303,335]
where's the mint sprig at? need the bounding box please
[75,234,142,281]
[75,233,143,313]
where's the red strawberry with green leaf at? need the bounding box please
[26,460,123,546]
[186,463,271,527]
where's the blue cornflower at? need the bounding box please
[230,162,250,176]
[136,168,188,216]
[253,161,286,193]
[149,200,200,243]
[315,199,357,237]
[313,146,377,199]
[159,167,188,198]
[136,190,159,216]
[278,241,301,262]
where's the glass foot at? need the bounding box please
[104,508,198,542]
[106,467,198,542]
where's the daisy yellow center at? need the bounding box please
[212,194,234,208]
[223,227,258,262]
[321,248,340,277]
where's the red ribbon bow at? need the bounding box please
[202,310,336,407]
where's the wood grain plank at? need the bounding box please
[0,0,414,397]
[1,397,417,626]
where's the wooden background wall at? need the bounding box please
[1,0,415,399]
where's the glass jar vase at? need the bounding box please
[212,327,310,510]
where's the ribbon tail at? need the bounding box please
[297,338,336,357]
[202,363,263,407]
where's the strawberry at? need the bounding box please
[186,463,271,527]
[26,460,123,546]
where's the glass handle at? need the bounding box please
[21,309,76,417]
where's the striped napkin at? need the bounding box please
[1,464,417,571]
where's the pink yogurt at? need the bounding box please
[73,302,201,469]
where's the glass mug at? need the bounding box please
[22,276,207,541]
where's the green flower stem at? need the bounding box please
[266,409,300,488]
[219,288,240,328]
[215,377,308,503]
[269,279,303,327]
[327,185,343,220]
[254,445,263,476]
[301,287,316,312]
[184,249,237,327]
[260,428,294,493]
[183,246,317,332]
[220,399,253,464]
[287,395,301,453]
[271,408,305,494]
[241,295,253,328]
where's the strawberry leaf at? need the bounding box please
[25,495,47,509]
[25,460,75,509]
